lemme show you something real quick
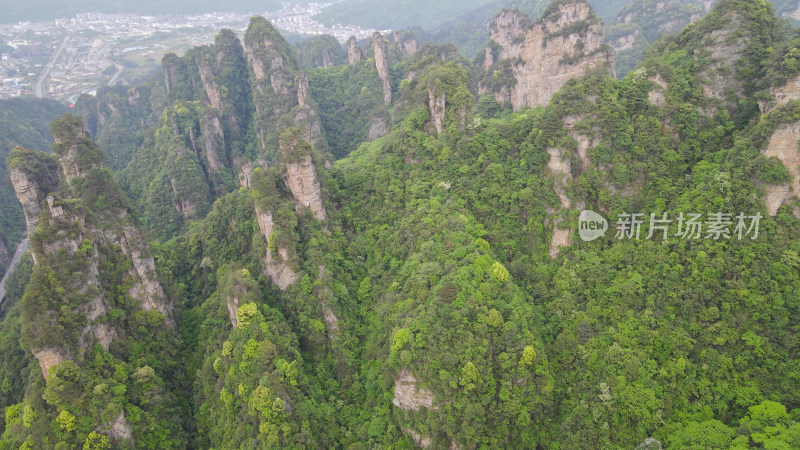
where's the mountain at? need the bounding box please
[3,114,183,448]
[3,0,800,448]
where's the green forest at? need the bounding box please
[1,0,800,448]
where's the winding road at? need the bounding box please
[0,238,29,305]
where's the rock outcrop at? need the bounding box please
[106,412,134,443]
[405,429,432,448]
[546,114,597,258]
[698,18,746,102]
[52,120,101,187]
[428,87,446,136]
[546,146,573,259]
[783,3,800,21]
[34,348,68,379]
[255,207,298,290]
[373,32,392,104]
[610,31,639,52]
[297,72,311,108]
[392,370,436,411]
[760,73,800,114]
[285,155,327,221]
[199,111,226,171]
[648,75,668,107]
[9,168,44,232]
[162,54,182,93]
[118,226,171,317]
[485,2,614,110]
[16,115,174,380]
[392,31,418,56]
[762,122,800,217]
[347,36,363,65]
[245,17,299,153]
[368,116,388,140]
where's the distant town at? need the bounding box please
[0,3,378,102]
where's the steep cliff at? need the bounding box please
[483,2,614,111]
[280,128,327,222]
[116,28,253,241]
[7,151,59,234]
[394,31,418,56]
[247,165,302,291]
[4,114,183,448]
[762,122,800,217]
[607,0,716,76]
[11,116,174,377]
[246,16,300,157]
[73,84,155,171]
[295,34,346,69]
[400,51,472,138]
[372,32,393,105]
[347,36,364,65]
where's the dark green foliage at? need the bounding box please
[0,98,67,252]
[307,61,386,159]
[4,1,800,448]
[294,35,347,69]
[74,85,157,171]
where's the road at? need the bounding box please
[0,238,29,305]
[106,60,124,87]
[34,34,70,98]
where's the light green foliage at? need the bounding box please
[3,1,800,449]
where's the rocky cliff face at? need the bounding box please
[546,145,573,259]
[199,110,226,171]
[760,73,800,114]
[245,17,300,155]
[490,10,530,60]
[9,168,44,233]
[347,36,363,65]
[485,2,614,110]
[698,17,746,102]
[162,53,183,93]
[297,71,311,108]
[52,120,101,187]
[428,87,446,136]
[16,115,173,379]
[545,113,598,258]
[8,148,61,235]
[368,116,388,140]
[118,226,171,317]
[391,31,417,56]
[285,154,327,221]
[393,370,436,411]
[373,32,393,105]
[762,122,800,217]
[255,206,299,290]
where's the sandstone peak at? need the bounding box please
[50,114,104,186]
[372,32,392,104]
[347,36,363,65]
[485,0,613,110]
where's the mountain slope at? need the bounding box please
[4,0,800,448]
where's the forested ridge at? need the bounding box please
[1,0,800,448]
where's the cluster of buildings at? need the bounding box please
[0,4,374,101]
